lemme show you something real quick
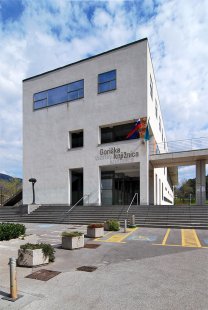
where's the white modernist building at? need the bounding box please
[23,38,175,206]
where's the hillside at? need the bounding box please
[0,173,22,182]
[0,173,22,205]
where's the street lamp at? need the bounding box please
[28,178,37,204]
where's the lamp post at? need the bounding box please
[0,186,3,206]
[190,193,192,206]
[28,178,37,204]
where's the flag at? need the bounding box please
[126,119,141,139]
[144,120,150,141]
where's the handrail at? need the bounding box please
[65,194,89,214]
[127,193,139,214]
[59,194,89,223]
[118,192,139,220]
[150,136,208,155]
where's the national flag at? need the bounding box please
[144,119,150,141]
[126,119,141,139]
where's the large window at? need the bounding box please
[98,70,116,94]
[70,130,84,148]
[101,122,138,144]
[34,79,84,110]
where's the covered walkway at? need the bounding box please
[150,137,208,205]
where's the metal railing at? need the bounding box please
[118,192,139,220]
[59,185,103,223]
[150,136,208,155]
[59,194,89,223]
[127,193,139,215]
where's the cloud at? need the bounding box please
[0,0,207,181]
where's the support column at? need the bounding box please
[196,160,206,205]
[149,169,154,205]
[83,165,101,206]
[140,142,149,205]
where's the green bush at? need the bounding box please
[62,231,83,237]
[20,243,55,262]
[88,223,104,228]
[0,223,26,241]
[105,219,120,231]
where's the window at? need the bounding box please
[155,99,158,118]
[70,130,83,148]
[162,129,163,141]
[159,117,161,132]
[68,80,84,101]
[101,122,138,144]
[33,91,47,110]
[98,70,116,94]
[150,75,153,99]
[33,79,84,110]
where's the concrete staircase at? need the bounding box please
[0,204,208,229]
[0,206,23,222]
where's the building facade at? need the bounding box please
[23,38,174,206]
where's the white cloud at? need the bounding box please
[0,0,207,180]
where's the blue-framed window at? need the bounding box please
[33,79,84,110]
[98,70,116,94]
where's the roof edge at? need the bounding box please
[23,38,148,82]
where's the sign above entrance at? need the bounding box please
[96,146,139,164]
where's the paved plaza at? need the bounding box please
[0,223,208,309]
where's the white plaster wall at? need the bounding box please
[23,40,148,204]
[146,43,173,205]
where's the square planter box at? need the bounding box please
[104,221,120,231]
[62,235,84,250]
[17,248,49,267]
[87,227,104,238]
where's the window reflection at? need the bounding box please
[33,79,84,110]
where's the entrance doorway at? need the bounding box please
[101,171,140,205]
[71,169,83,205]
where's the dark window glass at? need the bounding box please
[150,75,153,99]
[101,122,137,144]
[98,70,116,83]
[68,80,84,101]
[101,127,114,144]
[68,88,84,101]
[34,91,47,102]
[98,70,116,93]
[48,85,68,106]
[34,99,47,110]
[71,131,83,148]
[155,99,158,118]
[68,80,84,92]
[33,79,84,110]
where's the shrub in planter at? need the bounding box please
[87,223,104,238]
[104,219,120,231]
[18,243,55,267]
[0,223,26,241]
[62,231,84,250]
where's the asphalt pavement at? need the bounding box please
[0,223,208,310]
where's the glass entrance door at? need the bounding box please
[101,171,139,205]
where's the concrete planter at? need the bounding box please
[62,235,84,250]
[104,221,120,231]
[87,227,104,238]
[17,248,49,267]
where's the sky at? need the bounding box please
[0,0,208,183]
